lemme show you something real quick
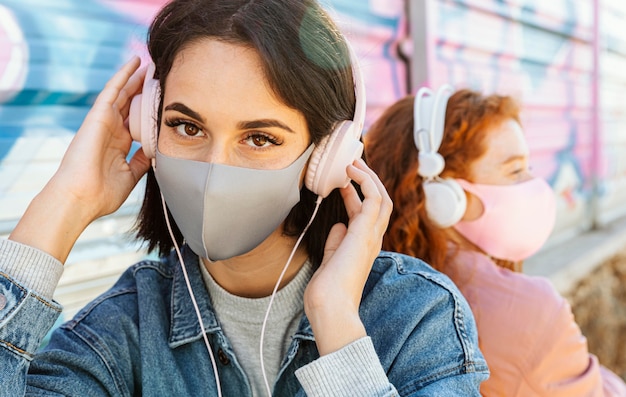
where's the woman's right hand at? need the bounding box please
[304,159,393,356]
[9,57,151,263]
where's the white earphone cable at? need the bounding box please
[160,192,223,397]
[160,171,323,397]
[259,195,323,397]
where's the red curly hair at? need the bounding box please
[364,89,521,272]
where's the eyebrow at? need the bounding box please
[163,102,296,134]
[237,119,296,134]
[163,102,205,123]
[502,154,527,164]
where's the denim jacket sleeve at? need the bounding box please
[295,252,490,396]
[358,252,489,396]
[0,240,63,397]
[0,239,149,396]
[0,241,488,396]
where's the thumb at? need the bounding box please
[129,147,152,183]
[322,223,347,266]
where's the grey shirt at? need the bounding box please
[200,260,313,396]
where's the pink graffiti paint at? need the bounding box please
[97,0,168,24]
[0,5,28,103]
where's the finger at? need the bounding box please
[353,159,390,200]
[339,180,362,220]
[344,163,392,237]
[96,56,141,107]
[346,161,383,216]
[351,159,393,219]
[116,64,148,116]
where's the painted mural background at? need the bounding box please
[410,0,626,246]
[1,0,625,321]
[0,0,165,320]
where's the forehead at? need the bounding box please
[165,38,268,100]
[470,118,528,171]
[161,38,308,134]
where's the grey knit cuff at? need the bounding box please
[295,336,396,396]
[0,239,63,300]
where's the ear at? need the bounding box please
[461,189,484,221]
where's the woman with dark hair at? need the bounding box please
[364,88,626,396]
[0,1,487,395]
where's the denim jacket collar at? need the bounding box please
[168,245,314,349]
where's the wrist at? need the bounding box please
[10,183,94,263]
[306,302,366,356]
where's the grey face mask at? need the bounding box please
[154,145,314,261]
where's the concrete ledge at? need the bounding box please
[525,215,626,295]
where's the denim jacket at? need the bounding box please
[0,241,488,396]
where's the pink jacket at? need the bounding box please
[444,249,626,396]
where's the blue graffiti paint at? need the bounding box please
[0,0,148,162]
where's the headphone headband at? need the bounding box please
[347,41,366,139]
[413,84,467,228]
[303,39,366,198]
[413,84,453,155]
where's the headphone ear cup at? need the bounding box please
[423,178,467,228]
[128,63,160,159]
[305,120,363,198]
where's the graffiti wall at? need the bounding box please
[0,0,167,317]
[323,0,409,126]
[598,1,626,225]
[2,0,624,316]
[0,0,408,318]
[409,0,626,247]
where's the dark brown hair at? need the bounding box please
[134,0,357,267]
[364,89,521,272]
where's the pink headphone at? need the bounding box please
[129,43,366,199]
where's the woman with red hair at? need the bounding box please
[364,88,626,396]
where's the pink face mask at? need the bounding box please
[453,178,556,262]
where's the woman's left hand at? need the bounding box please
[304,158,392,356]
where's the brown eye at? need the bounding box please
[184,124,200,136]
[251,135,269,146]
[172,122,203,137]
[164,119,205,138]
[243,133,280,149]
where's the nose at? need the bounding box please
[200,142,228,164]
[202,142,231,165]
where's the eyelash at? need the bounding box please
[243,132,282,148]
[163,118,283,148]
[164,118,202,138]
[511,165,532,176]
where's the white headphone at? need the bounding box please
[129,43,366,199]
[414,84,467,228]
